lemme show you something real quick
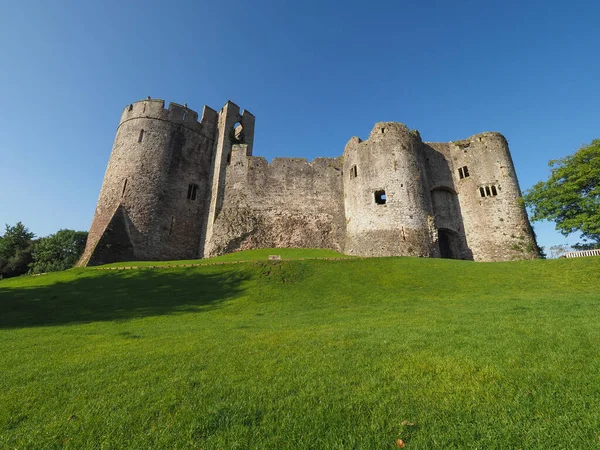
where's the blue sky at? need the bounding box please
[1,0,598,252]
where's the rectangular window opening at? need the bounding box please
[458,167,464,179]
[169,217,174,236]
[187,184,199,200]
[350,165,357,178]
[138,129,144,143]
[226,152,231,165]
[375,190,387,205]
[463,166,470,177]
[485,186,491,197]
[479,187,486,198]
[491,185,498,196]
[121,179,128,198]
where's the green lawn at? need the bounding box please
[1,253,600,449]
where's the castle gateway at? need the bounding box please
[79,99,539,266]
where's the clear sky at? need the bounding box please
[1,0,598,252]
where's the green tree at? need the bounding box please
[30,229,88,274]
[0,222,35,278]
[524,139,600,246]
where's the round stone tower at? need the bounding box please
[343,123,435,257]
[79,98,219,265]
[449,132,540,261]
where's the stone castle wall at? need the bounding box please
[206,145,346,256]
[443,133,539,261]
[80,99,218,265]
[343,123,435,257]
[80,99,540,266]
[202,102,255,258]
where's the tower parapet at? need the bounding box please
[118,99,218,137]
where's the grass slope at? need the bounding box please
[1,253,600,449]
[97,248,353,268]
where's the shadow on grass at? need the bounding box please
[0,268,249,329]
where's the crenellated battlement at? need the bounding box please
[220,100,255,120]
[118,98,219,136]
[229,146,342,173]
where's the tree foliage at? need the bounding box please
[30,229,88,274]
[0,222,35,278]
[0,224,88,278]
[524,139,600,244]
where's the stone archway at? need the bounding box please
[231,122,244,144]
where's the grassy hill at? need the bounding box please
[1,251,599,449]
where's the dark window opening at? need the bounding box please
[458,167,464,179]
[121,179,128,198]
[350,165,357,178]
[375,190,387,205]
[128,104,133,111]
[480,185,499,198]
[138,129,144,143]
[169,217,174,235]
[463,166,469,177]
[226,152,231,165]
[187,183,198,200]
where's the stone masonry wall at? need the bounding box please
[342,123,436,257]
[445,133,539,261]
[423,142,471,259]
[205,144,346,257]
[81,98,539,266]
[202,102,255,258]
[80,99,218,265]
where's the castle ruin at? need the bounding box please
[79,98,540,265]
